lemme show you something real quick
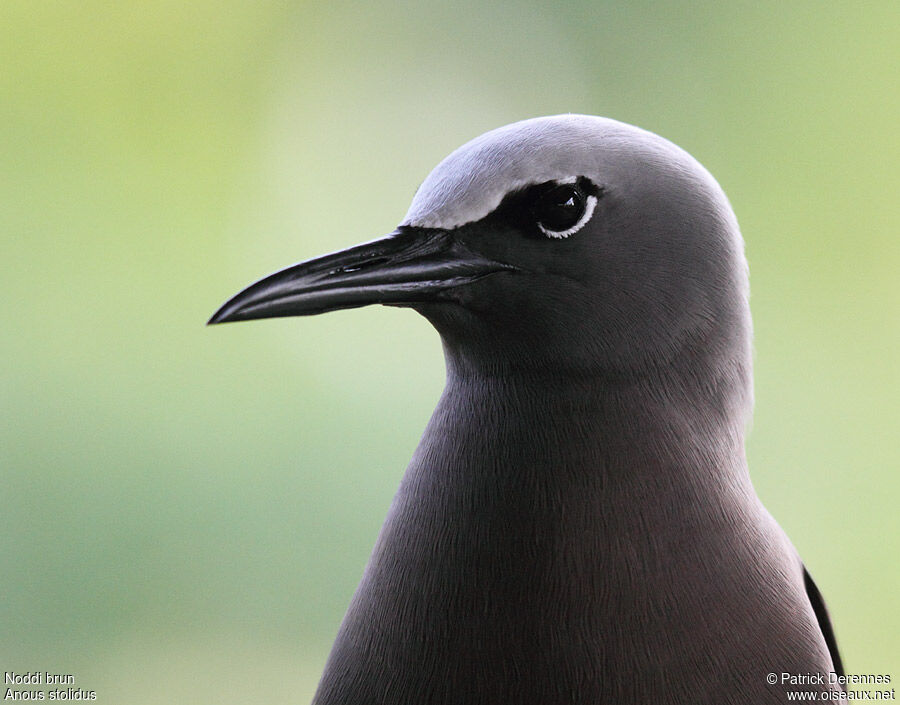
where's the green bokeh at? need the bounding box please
[2,1,897,701]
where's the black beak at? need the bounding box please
[208,227,513,325]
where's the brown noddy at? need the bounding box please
[209,115,843,704]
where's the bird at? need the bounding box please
[209,115,843,704]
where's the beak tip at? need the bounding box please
[207,304,235,326]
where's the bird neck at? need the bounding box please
[432,348,754,499]
[317,346,760,703]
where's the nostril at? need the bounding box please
[332,256,391,275]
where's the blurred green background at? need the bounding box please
[2,1,897,702]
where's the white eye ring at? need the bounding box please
[538,194,598,239]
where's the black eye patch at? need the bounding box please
[490,177,602,238]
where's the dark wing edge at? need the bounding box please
[803,566,844,676]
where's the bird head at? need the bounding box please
[210,115,751,402]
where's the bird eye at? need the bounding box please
[532,182,597,239]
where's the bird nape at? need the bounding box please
[210,115,842,704]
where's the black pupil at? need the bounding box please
[534,185,585,231]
